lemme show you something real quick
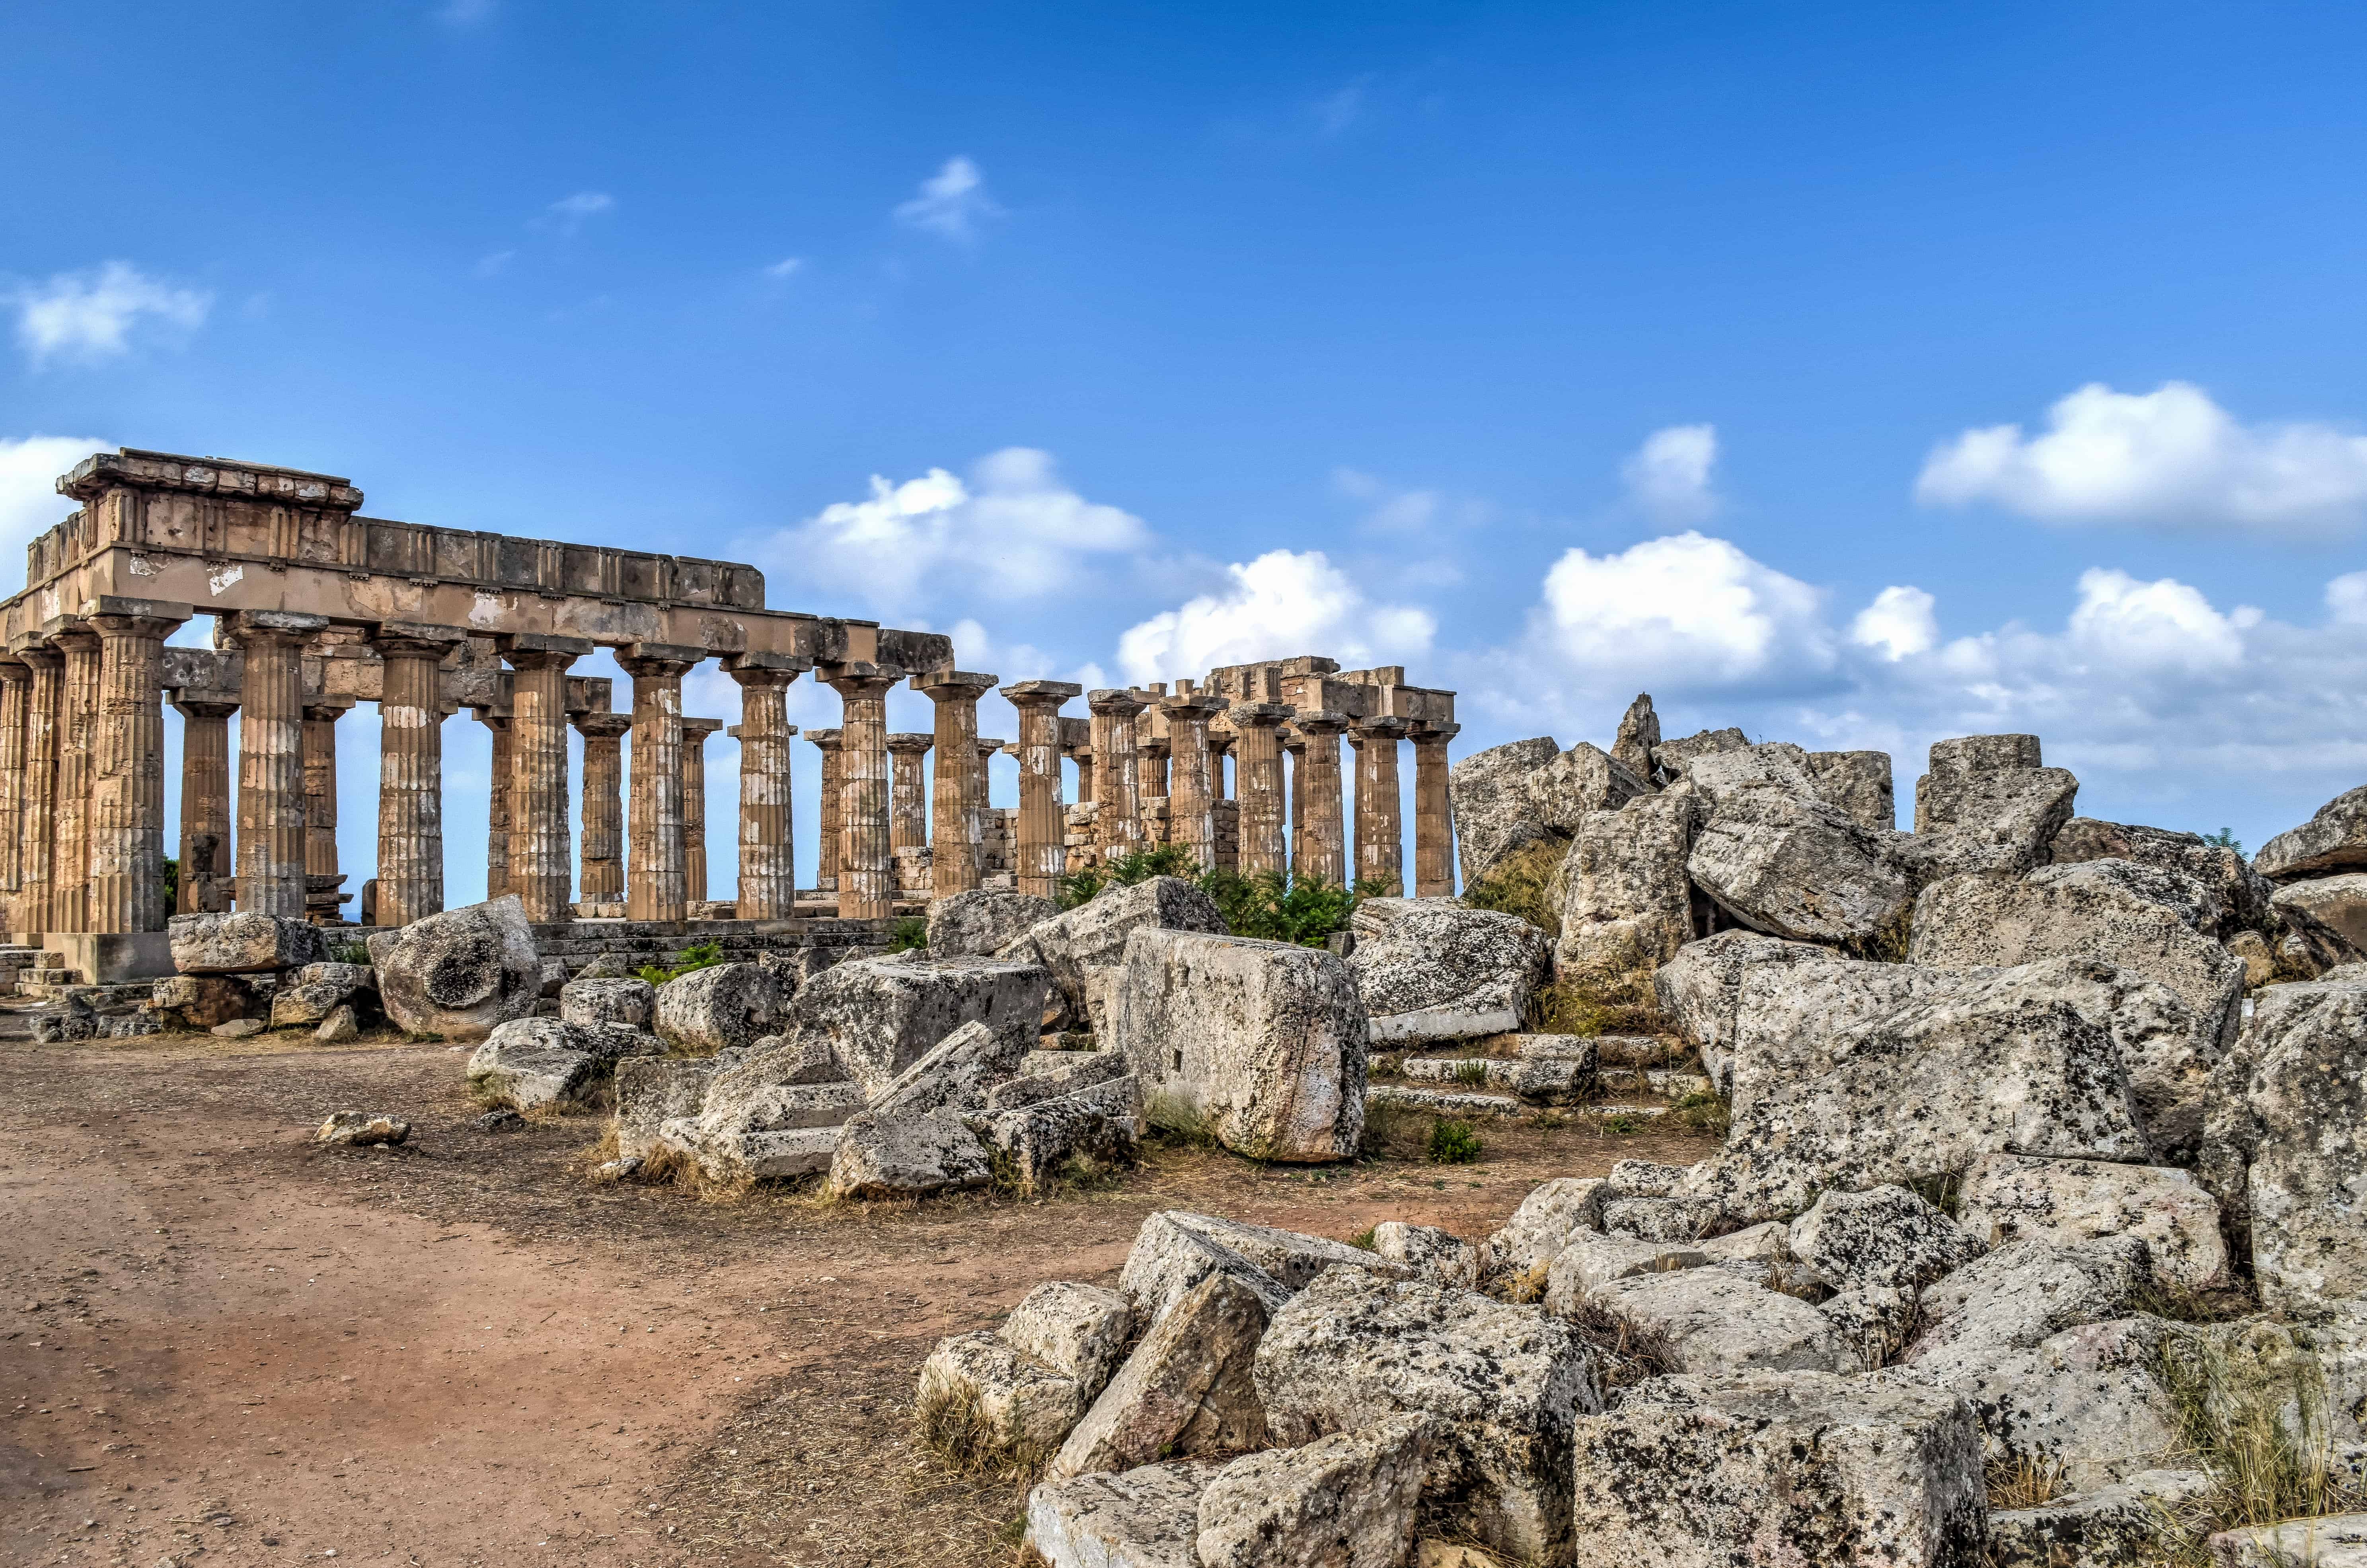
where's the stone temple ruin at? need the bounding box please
[0,447,1458,994]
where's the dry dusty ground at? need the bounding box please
[0,1031,1718,1568]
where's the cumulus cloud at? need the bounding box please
[1851,586,1938,661]
[1621,424,1719,523]
[894,156,1001,242]
[1916,381,2367,537]
[0,436,103,568]
[1116,550,1435,685]
[11,262,210,367]
[1531,531,1831,693]
[761,448,1147,616]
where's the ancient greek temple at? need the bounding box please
[0,449,1458,979]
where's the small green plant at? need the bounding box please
[1672,1089,1731,1138]
[2201,827,2244,854]
[160,855,179,912]
[1461,837,1565,934]
[1056,846,1371,947]
[1346,1225,1378,1252]
[331,938,374,965]
[1055,844,1200,909]
[636,938,728,987]
[885,916,929,954]
[1143,1092,1223,1150]
[1452,1058,1490,1087]
[1598,1111,1644,1135]
[1426,1118,1483,1164]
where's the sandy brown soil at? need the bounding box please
[0,1033,1718,1567]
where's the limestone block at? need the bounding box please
[1787,1184,1987,1296]
[2030,854,2223,933]
[374,895,542,1041]
[768,954,1049,1095]
[1253,1268,1600,1564]
[1587,1270,1855,1375]
[1372,1222,1477,1289]
[2274,873,2367,955]
[1446,735,1565,887]
[2219,974,2367,1311]
[1600,1196,1725,1242]
[661,1119,836,1179]
[169,911,326,975]
[614,1055,721,1161]
[1611,692,1660,782]
[1651,725,1749,778]
[464,1021,616,1111]
[1927,1316,2184,1490]
[1112,929,1367,1162]
[1115,1210,1294,1327]
[149,974,261,1029]
[826,1109,992,1199]
[997,875,1226,1036]
[1986,1467,2211,1568]
[977,1076,1142,1194]
[1566,1370,1988,1568]
[654,964,782,1055]
[1347,902,1547,1043]
[1913,760,2080,880]
[2256,784,2367,882]
[271,963,378,1027]
[560,977,655,1030]
[1900,1236,2153,1381]
[316,1111,408,1146]
[1958,1153,2229,1292]
[1478,1177,1607,1295]
[1701,1222,1792,1268]
[1653,929,1833,1094]
[1552,788,1701,990]
[928,888,1060,958]
[1001,1282,1133,1398]
[984,1047,1129,1113]
[1541,1232,1711,1314]
[2051,816,2271,938]
[1049,1270,1271,1481]
[1193,1412,1438,1568]
[2209,1514,2367,1567]
[1142,1212,1410,1303]
[917,1331,1088,1467]
[1605,1158,1691,1197]
[1687,785,1916,951]
[1805,749,1896,833]
[871,1017,1031,1117]
[1025,1460,1222,1568]
[315,1004,359,1042]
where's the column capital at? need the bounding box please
[1292,708,1351,737]
[1350,715,1412,740]
[301,696,357,722]
[86,596,192,640]
[43,616,101,652]
[226,609,331,646]
[999,679,1083,711]
[1158,691,1227,720]
[681,715,725,741]
[805,726,844,750]
[0,654,30,684]
[975,735,1008,757]
[1139,735,1172,756]
[724,649,813,676]
[822,661,902,698]
[172,692,239,721]
[497,632,594,670]
[1411,722,1462,745]
[618,641,706,677]
[727,721,797,741]
[913,668,999,699]
[573,712,634,739]
[1089,687,1150,718]
[369,620,471,657]
[886,731,935,756]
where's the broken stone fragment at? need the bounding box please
[1115,1211,1294,1327]
[997,874,1228,1036]
[1551,786,1702,992]
[1025,1459,1223,1568]
[983,1047,1129,1113]
[614,1056,723,1162]
[1919,1315,2185,1491]
[1652,929,1833,1094]
[1786,1184,1987,1298]
[917,1331,1089,1469]
[1193,1411,1440,1568]
[927,888,1059,959]
[1541,1231,1711,1314]
[209,1016,267,1040]
[974,1075,1141,1195]
[1956,1152,2228,1292]
[1583,1270,1854,1375]
[869,1017,1030,1117]
[653,964,782,1055]
[1000,1282,1134,1399]
[1371,1222,1477,1289]
[559,976,655,1031]
[148,974,262,1029]
[169,910,327,975]
[314,1004,359,1043]
[1899,1235,2153,1381]
[826,1109,991,1199]
[315,1111,409,1147]
[1477,1177,1606,1296]
[2255,783,2367,882]
[767,953,1048,1095]
[1048,1269,1271,1482]
[1984,1466,2208,1568]
[1347,901,1547,1044]
[373,895,542,1042]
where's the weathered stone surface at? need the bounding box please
[1914,745,2079,880]
[1788,1184,1987,1296]
[870,1018,1030,1117]
[653,964,782,1055]
[148,974,261,1029]
[560,976,655,1030]
[464,1018,633,1111]
[1987,1467,2211,1568]
[826,1109,992,1199]
[614,1055,722,1161]
[1194,1412,1438,1568]
[999,875,1227,1036]
[1930,1316,2183,1490]
[315,1004,359,1042]
[2208,1512,2367,1567]
[1566,1370,1988,1568]
[374,895,542,1041]
[918,1331,1089,1464]
[1348,902,1547,1042]
[928,888,1059,958]
[1900,1236,2152,1380]
[316,1111,408,1146]
[1553,787,1701,991]
[1958,1153,2229,1291]
[1002,1282,1133,1397]
[1687,777,1915,951]
[762,953,1048,1095]
[2029,854,2223,933]
[1541,1232,1712,1314]
[1159,1212,1410,1297]
[169,910,327,975]
[978,1076,1142,1193]
[1611,692,1660,783]
[1254,1268,1599,1564]
[2257,784,2367,883]
[2051,816,2270,938]
[1116,1211,1295,1327]
[1805,749,1896,833]
[1050,1270,1271,1481]
[1654,928,1833,1093]
[2274,873,2367,956]
[1479,1177,1606,1296]
[1528,741,1653,838]
[1600,1195,1726,1242]
[271,969,374,1028]
[1113,929,1367,1162]
[1026,1459,1221,1568]
[1586,1270,1855,1374]
[212,1017,267,1039]
[1372,1222,1477,1289]
[1447,736,1563,887]
[1653,726,1749,778]
[986,1048,1130,1113]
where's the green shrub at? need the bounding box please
[636,938,728,988]
[1346,1225,1378,1252]
[886,916,929,954]
[2200,827,2245,854]
[1056,846,1368,948]
[1055,844,1200,909]
[1461,838,1565,933]
[331,938,374,966]
[1529,972,1668,1037]
[1426,1118,1483,1164]
[1452,1058,1490,1087]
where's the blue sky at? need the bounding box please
[6,1,2367,899]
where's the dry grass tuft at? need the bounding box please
[913,1381,1054,1484]
[1985,1453,2070,1510]
[1461,838,1567,934]
[1528,969,1670,1039]
[1555,1295,1679,1395]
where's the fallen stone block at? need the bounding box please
[1025,1459,1222,1568]
[2256,783,2367,882]
[826,1109,992,1199]
[2051,817,2270,939]
[1349,902,1547,1043]
[1900,1236,2152,1380]
[1987,1467,2211,1568]
[316,1111,409,1147]
[1553,787,1702,992]
[1478,1177,1606,1296]
[148,974,261,1029]
[373,895,542,1041]
[655,963,783,1054]
[1806,749,1896,833]
[1541,1231,1712,1314]
[1585,1269,1854,1375]
[1049,1270,1270,1481]
[2273,873,2367,955]
[464,1017,646,1112]
[1155,1212,1412,1296]
[1372,1222,1477,1289]
[1687,772,1916,952]
[2207,1512,2367,1567]
[768,953,1049,1095]
[1116,1210,1294,1326]
[1653,929,1835,1094]
[1928,1316,2184,1490]
[1194,1412,1438,1568]
[561,976,655,1030]
[977,1076,1141,1194]
[1787,1184,1987,1297]
[614,1055,721,1161]
[918,1331,1089,1469]
[1599,1195,1725,1242]
[871,1018,1031,1117]
[1001,1282,1133,1399]
[1958,1152,2229,1292]
[928,887,1059,958]
[314,1004,359,1043]
[998,874,1227,1035]
[168,911,325,975]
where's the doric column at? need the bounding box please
[1087,689,1148,860]
[87,604,189,934]
[0,658,29,934]
[1292,711,1349,887]
[373,624,464,927]
[1159,692,1226,873]
[615,643,698,924]
[173,696,238,916]
[974,735,1007,880]
[1350,715,1411,896]
[1411,723,1461,897]
[1209,731,1235,802]
[227,612,330,918]
[475,712,514,900]
[49,622,101,932]
[1229,702,1292,877]
[805,728,843,892]
[499,635,590,923]
[301,696,354,923]
[1137,735,1171,802]
[1001,681,1083,899]
[682,716,722,903]
[728,654,807,919]
[823,664,900,919]
[1281,727,1307,876]
[17,646,62,932]
[914,670,996,899]
[887,733,933,854]
[573,712,632,907]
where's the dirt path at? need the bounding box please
[0,1035,1718,1567]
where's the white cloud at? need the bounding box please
[762,257,803,280]
[474,249,515,277]
[1851,586,1938,661]
[542,191,614,235]
[2327,572,2367,626]
[11,262,211,367]
[894,156,1001,242]
[0,435,106,572]
[1531,531,1831,692]
[1916,381,2367,537]
[1621,424,1719,523]
[2066,568,2251,673]
[436,0,495,23]
[1116,549,1434,685]
[947,617,1106,692]
[1313,77,1372,137]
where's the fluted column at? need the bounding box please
[618,643,698,924]
[1229,702,1292,877]
[501,636,590,923]
[824,665,900,919]
[374,625,462,927]
[1412,722,1460,897]
[476,713,514,900]
[228,612,329,918]
[1002,681,1083,899]
[806,729,843,892]
[173,696,237,916]
[574,712,632,906]
[1160,692,1226,873]
[887,732,933,854]
[0,658,29,934]
[974,735,1007,883]
[89,607,187,933]
[1088,689,1147,861]
[1209,732,1235,802]
[301,697,353,922]
[682,716,722,904]
[1350,715,1410,896]
[1282,728,1307,877]
[1137,735,1170,802]
[18,647,62,932]
[50,623,101,932]
[729,656,805,920]
[914,671,995,899]
[1292,710,1349,887]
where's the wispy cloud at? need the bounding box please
[0,435,108,557]
[1313,76,1374,137]
[894,156,1001,243]
[540,191,615,237]
[474,249,516,278]
[435,0,497,24]
[10,261,211,368]
[762,257,804,280]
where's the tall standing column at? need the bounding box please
[0,658,29,934]
[500,635,590,923]
[475,712,514,900]
[618,643,699,924]
[374,624,464,927]
[805,729,843,893]
[1350,716,1411,897]
[49,622,101,932]
[914,670,996,899]
[1411,723,1461,897]
[89,605,189,934]
[886,733,933,854]
[1159,692,1226,873]
[681,716,722,904]
[729,656,806,919]
[1137,735,1171,801]
[574,713,633,908]
[1292,711,1350,887]
[301,697,354,923]
[1281,728,1307,877]
[228,612,330,918]
[16,646,62,933]
[1087,689,1147,861]
[1002,681,1083,899]
[824,665,901,919]
[1209,733,1235,802]
[173,696,237,916]
[1229,702,1292,877]
[974,735,1007,885]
